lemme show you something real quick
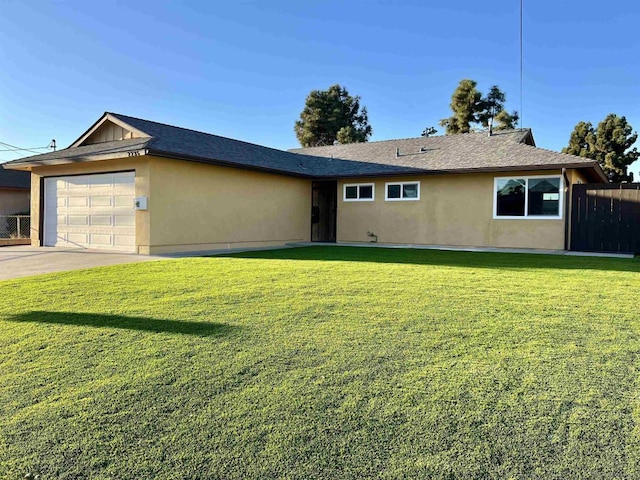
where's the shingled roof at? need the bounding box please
[2,113,607,181]
[291,129,607,180]
[2,113,416,178]
[0,166,30,189]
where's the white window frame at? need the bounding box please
[493,174,564,220]
[343,183,375,202]
[385,181,421,201]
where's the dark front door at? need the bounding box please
[311,181,337,242]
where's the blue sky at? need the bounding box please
[1,0,639,176]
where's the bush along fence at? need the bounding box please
[0,215,30,239]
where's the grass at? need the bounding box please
[1,246,639,479]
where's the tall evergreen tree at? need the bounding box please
[477,85,505,128]
[478,85,519,131]
[439,79,482,134]
[295,85,372,147]
[563,114,638,182]
[563,121,595,158]
[493,110,519,131]
[440,80,518,134]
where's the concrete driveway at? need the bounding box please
[0,246,169,281]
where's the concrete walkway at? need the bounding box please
[288,242,635,259]
[1,241,633,282]
[0,244,300,281]
[0,246,169,281]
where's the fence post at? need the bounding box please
[17,216,21,239]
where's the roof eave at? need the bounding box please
[590,163,609,183]
[147,149,316,179]
[316,162,601,179]
[2,149,150,170]
[3,147,315,178]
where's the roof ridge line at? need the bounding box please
[289,128,532,151]
[108,112,303,157]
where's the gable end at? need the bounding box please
[70,113,150,148]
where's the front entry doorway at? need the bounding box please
[311,181,337,242]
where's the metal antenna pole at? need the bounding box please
[520,0,524,130]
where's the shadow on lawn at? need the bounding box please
[6,311,237,337]
[220,246,639,273]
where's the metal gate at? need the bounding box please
[570,183,640,254]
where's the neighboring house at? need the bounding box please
[1,112,606,254]
[0,167,30,215]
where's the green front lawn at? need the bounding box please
[1,247,639,479]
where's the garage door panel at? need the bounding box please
[44,173,136,252]
[89,234,113,246]
[90,215,112,226]
[115,215,134,226]
[68,197,89,207]
[88,175,108,186]
[114,235,135,247]
[67,233,88,244]
[67,178,89,189]
[90,196,112,207]
[112,172,135,183]
[114,195,133,207]
[68,215,89,226]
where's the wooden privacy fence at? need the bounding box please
[570,183,640,254]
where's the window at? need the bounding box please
[494,175,562,219]
[385,181,420,201]
[343,183,374,201]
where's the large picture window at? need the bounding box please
[494,175,562,219]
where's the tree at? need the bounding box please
[439,79,482,134]
[563,114,639,182]
[493,109,519,131]
[440,80,519,134]
[295,85,372,147]
[477,85,505,128]
[478,85,519,131]
[563,121,595,158]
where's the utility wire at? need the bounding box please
[0,147,50,152]
[0,140,53,155]
[0,141,49,154]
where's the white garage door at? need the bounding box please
[44,172,136,252]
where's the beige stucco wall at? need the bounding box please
[337,170,569,250]
[146,156,310,254]
[28,156,311,254]
[0,189,30,215]
[567,169,589,185]
[29,158,151,251]
[24,156,589,253]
